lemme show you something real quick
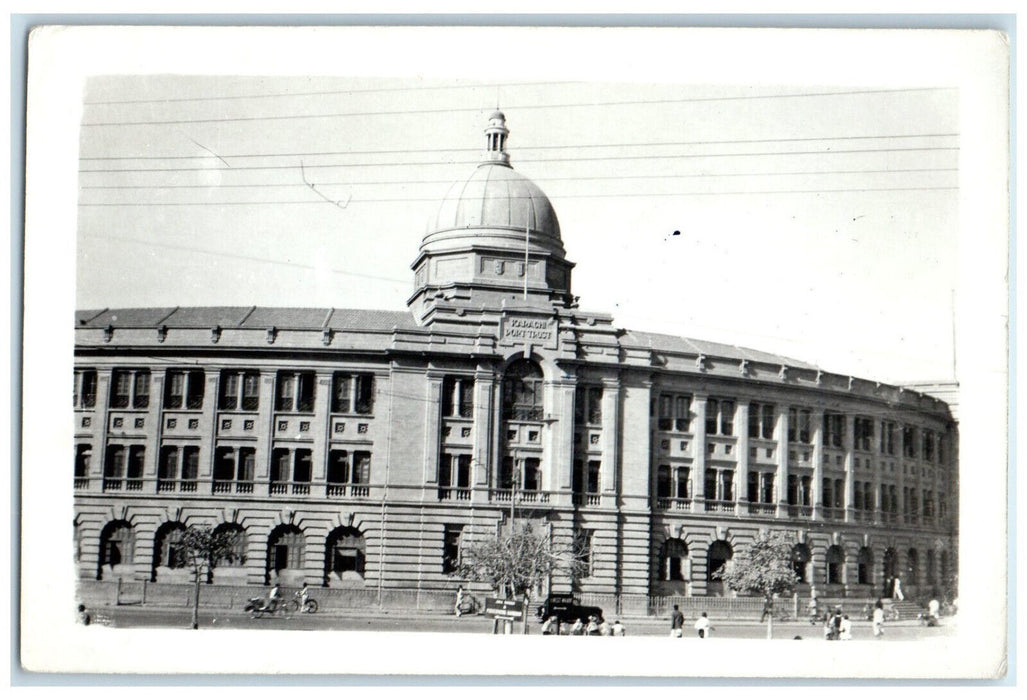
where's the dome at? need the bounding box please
[428,163,562,241]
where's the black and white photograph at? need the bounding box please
[19,24,1009,680]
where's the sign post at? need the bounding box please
[484,597,526,634]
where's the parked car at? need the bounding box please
[535,593,604,625]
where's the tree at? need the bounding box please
[180,525,237,630]
[714,531,799,639]
[453,522,589,631]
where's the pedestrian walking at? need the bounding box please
[670,605,685,638]
[872,600,885,637]
[541,615,558,635]
[893,576,904,601]
[454,585,465,617]
[839,615,852,640]
[586,615,600,636]
[570,618,585,636]
[599,619,612,636]
[611,620,626,636]
[694,612,712,639]
[760,599,774,623]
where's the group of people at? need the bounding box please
[822,607,854,640]
[670,606,713,638]
[541,615,626,636]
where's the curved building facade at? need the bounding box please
[72,114,958,603]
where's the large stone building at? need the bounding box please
[73,113,958,602]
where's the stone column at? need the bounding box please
[774,404,790,518]
[472,370,496,502]
[735,402,750,516]
[600,376,621,502]
[255,369,275,498]
[312,371,333,484]
[843,414,856,523]
[811,408,825,519]
[548,378,577,501]
[92,369,114,491]
[873,419,885,526]
[692,395,708,513]
[423,376,444,489]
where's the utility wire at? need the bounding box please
[80,87,957,127]
[84,80,584,106]
[80,167,959,190]
[78,231,411,284]
[78,132,960,161]
[79,186,958,207]
[79,146,960,174]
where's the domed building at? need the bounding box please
[72,114,958,612]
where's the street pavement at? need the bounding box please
[89,605,957,641]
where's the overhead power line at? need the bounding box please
[78,185,958,207]
[83,80,583,106]
[80,87,957,127]
[78,132,960,161]
[78,167,959,191]
[79,146,960,174]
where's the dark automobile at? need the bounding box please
[535,593,604,625]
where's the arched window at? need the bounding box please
[502,359,544,421]
[857,546,874,585]
[791,543,811,583]
[213,523,247,567]
[325,526,366,585]
[152,522,188,580]
[660,538,688,581]
[267,525,305,584]
[98,520,134,580]
[906,548,919,586]
[825,545,845,584]
[707,540,733,581]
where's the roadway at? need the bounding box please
[89,606,957,641]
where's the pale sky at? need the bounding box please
[76,75,959,385]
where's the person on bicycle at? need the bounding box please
[266,584,281,612]
[299,582,310,612]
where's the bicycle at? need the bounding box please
[247,596,294,619]
[295,590,318,614]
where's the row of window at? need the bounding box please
[658,538,952,590]
[650,395,947,463]
[76,443,372,492]
[651,464,948,516]
[73,369,376,415]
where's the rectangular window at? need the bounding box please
[658,395,673,431]
[587,460,601,494]
[332,374,352,413]
[854,481,863,510]
[704,469,717,500]
[788,408,812,444]
[748,471,759,502]
[760,472,774,503]
[706,399,734,436]
[822,477,833,507]
[352,451,371,484]
[443,377,475,418]
[656,465,671,499]
[880,421,896,455]
[824,412,845,448]
[500,457,514,490]
[523,458,541,492]
[328,450,350,484]
[276,371,316,413]
[748,402,776,439]
[355,375,375,414]
[854,417,874,451]
[923,430,935,462]
[575,385,603,426]
[676,467,690,499]
[75,444,92,477]
[74,369,98,409]
[164,370,205,410]
[903,426,918,458]
[219,370,260,410]
[834,478,844,508]
[442,525,462,574]
[271,449,290,485]
[110,369,150,409]
[674,396,691,431]
[294,449,312,484]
